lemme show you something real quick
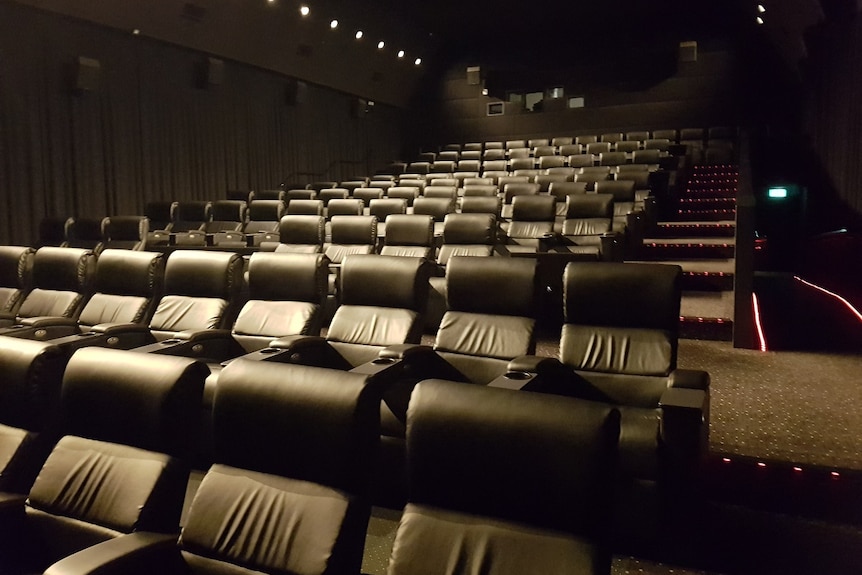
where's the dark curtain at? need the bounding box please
[0,2,404,245]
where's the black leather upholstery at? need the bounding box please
[0,347,206,573]
[0,247,96,329]
[387,379,620,575]
[177,359,380,575]
[274,214,325,253]
[380,214,435,259]
[0,246,34,317]
[101,216,148,251]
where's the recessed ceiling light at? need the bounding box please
[397,50,405,58]
[757,4,766,13]
[299,5,310,16]
[377,40,385,49]
[756,16,764,24]
[132,28,141,35]
[330,19,339,29]
[414,58,422,66]
[355,30,363,39]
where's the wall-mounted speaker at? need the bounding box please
[679,41,697,63]
[466,66,481,85]
[74,56,100,92]
[285,79,307,105]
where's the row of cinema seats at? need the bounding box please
[0,343,622,575]
[0,245,710,556]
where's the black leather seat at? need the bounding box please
[270,214,326,253]
[0,247,97,331]
[119,359,382,575]
[379,214,435,259]
[0,246,34,319]
[559,193,621,261]
[0,249,165,342]
[386,379,620,575]
[100,215,149,251]
[0,347,207,574]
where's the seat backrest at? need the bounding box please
[412,197,455,222]
[380,214,435,258]
[438,213,495,265]
[77,249,166,330]
[567,154,596,168]
[600,132,624,143]
[144,202,176,232]
[626,130,650,141]
[538,155,566,170]
[16,247,96,322]
[250,189,286,202]
[326,198,364,218]
[232,252,328,351]
[503,182,540,204]
[0,246,35,316]
[275,214,325,252]
[182,359,379,575]
[509,194,556,229]
[562,262,682,376]
[324,215,377,264]
[26,348,206,564]
[595,179,636,203]
[558,143,582,156]
[148,251,243,340]
[552,136,574,146]
[207,200,247,233]
[286,199,324,215]
[65,218,105,253]
[244,199,285,234]
[101,216,148,251]
[505,139,526,149]
[615,140,640,153]
[643,138,671,151]
[651,129,678,142]
[326,254,431,366]
[562,194,614,236]
[459,195,501,218]
[389,379,620,574]
[548,181,588,202]
[387,187,420,206]
[599,151,628,166]
[576,134,598,145]
[369,198,408,221]
[535,173,573,193]
[319,188,350,205]
[435,257,536,383]
[461,184,497,197]
[285,189,317,202]
[586,142,611,155]
[171,201,212,233]
[353,188,384,205]
[633,149,662,164]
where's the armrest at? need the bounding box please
[506,354,563,374]
[669,368,710,392]
[378,344,434,361]
[173,329,233,342]
[658,387,708,455]
[44,532,181,575]
[18,316,77,328]
[90,322,151,335]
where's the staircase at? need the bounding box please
[640,164,739,340]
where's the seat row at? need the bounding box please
[415,140,675,163]
[0,249,709,573]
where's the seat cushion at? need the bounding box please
[17,289,83,320]
[388,504,605,575]
[181,464,361,575]
[561,324,673,377]
[328,305,421,347]
[78,293,150,327]
[436,311,534,360]
[149,295,228,334]
[233,300,319,342]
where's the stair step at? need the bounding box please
[654,222,736,238]
[676,208,737,221]
[682,188,738,198]
[680,316,734,341]
[641,241,735,260]
[678,197,737,207]
[682,270,734,291]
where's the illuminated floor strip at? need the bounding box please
[752,292,768,352]
[793,276,862,323]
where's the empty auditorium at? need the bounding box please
[0,0,861,573]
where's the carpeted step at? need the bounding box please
[675,207,737,221]
[653,222,736,238]
[641,240,735,260]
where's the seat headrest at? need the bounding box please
[459,196,501,217]
[407,380,620,535]
[247,199,285,221]
[287,199,324,215]
[413,197,455,220]
[164,250,243,299]
[340,254,430,311]
[0,246,34,288]
[61,348,208,456]
[369,198,408,219]
[144,201,176,221]
[327,199,364,217]
[384,215,434,247]
[330,215,377,245]
[67,218,104,242]
[564,262,681,332]
[32,247,96,292]
[247,252,328,303]
[279,215,325,245]
[595,180,636,202]
[565,193,613,219]
[446,256,535,317]
[214,359,380,493]
[211,200,247,222]
[0,339,67,432]
[175,201,212,221]
[549,181,588,201]
[103,216,148,241]
[94,250,165,296]
[511,195,556,221]
[503,182,540,203]
[442,213,495,245]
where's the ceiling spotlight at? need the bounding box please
[756,16,764,24]
[397,50,405,58]
[757,4,766,12]
[267,0,275,3]
[299,5,310,16]
[330,19,339,29]
[482,88,489,96]
[377,40,385,49]
[132,28,141,35]
[414,57,422,66]
[355,30,363,39]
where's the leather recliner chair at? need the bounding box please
[0,347,207,575]
[0,247,96,331]
[0,246,34,318]
[386,379,620,575]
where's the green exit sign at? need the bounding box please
[767,187,788,199]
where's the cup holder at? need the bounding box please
[76,332,97,337]
[372,357,397,365]
[161,339,181,344]
[259,348,280,354]
[503,371,531,380]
